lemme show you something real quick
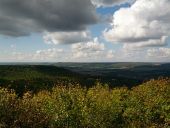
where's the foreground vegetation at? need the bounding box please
[0,78,170,128]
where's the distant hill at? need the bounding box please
[0,65,77,80]
[0,63,170,95]
[54,62,170,81]
[0,65,81,95]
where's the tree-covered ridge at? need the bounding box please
[0,78,170,128]
[1,64,170,96]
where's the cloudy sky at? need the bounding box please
[0,0,170,62]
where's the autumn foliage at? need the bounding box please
[0,78,170,128]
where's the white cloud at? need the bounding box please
[91,0,134,7]
[12,48,64,61]
[43,31,91,45]
[71,38,105,59]
[106,50,115,58]
[12,52,30,60]
[123,36,168,50]
[34,48,64,60]
[9,39,115,62]
[147,47,170,58]
[115,47,145,61]
[70,38,117,61]
[104,0,170,48]
[72,38,105,51]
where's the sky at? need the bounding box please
[0,0,170,62]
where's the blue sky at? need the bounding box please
[0,0,170,62]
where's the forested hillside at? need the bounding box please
[0,63,170,96]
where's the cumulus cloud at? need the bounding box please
[0,0,98,37]
[12,48,64,61]
[123,36,168,50]
[43,31,91,45]
[8,37,116,62]
[91,0,133,7]
[10,39,114,62]
[147,48,170,58]
[12,52,29,61]
[72,38,105,51]
[71,38,106,59]
[106,50,115,58]
[34,48,64,60]
[104,0,170,48]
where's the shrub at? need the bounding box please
[0,78,169,128]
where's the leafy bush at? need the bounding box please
[0,78,169,128]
